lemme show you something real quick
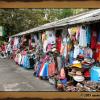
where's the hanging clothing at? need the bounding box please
[56,37,62,53]
[79,26,87,47]
[91,30,97,49]
[96,43,100,62]
[35,62,42,77]
[84,47,93,58]
[43,40,48,53]
[48,63,56,77]
[18,53,22,65]
[23,55,30,68]
[39,62,49,77]
[57,56,62,72]
[69,50,74,64]
[86,26,91,45]
[42,33,46,43]
[73,44,80,59]
[60,37,68,58]
[46,30,56,45]
[76,27,80,40]
[34,35,38,42]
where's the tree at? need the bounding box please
[0,9,88,36]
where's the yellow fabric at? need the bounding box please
[70,27,77,35]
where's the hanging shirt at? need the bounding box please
[46,30,56,44]
[73,44,80,59]
[91,30,97,49]
[86,26,91,45]
[56,37,62,52]
[79,27,87,47]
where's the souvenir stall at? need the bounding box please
[55,23,100,92]
[8,9,100,92]
[12,34,38,69]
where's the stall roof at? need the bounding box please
[11,9,100,37]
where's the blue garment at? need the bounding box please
[86,26,91,45]
[79,48,84,55]
[36,62,41,77]
[69,51,74,64]
[42,62,49,77]
[23,55,30,68]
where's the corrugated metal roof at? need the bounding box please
[11,9,100,37]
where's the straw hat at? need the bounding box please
[72,60,82,68]
[73,71,84,82]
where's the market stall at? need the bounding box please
[8,9,100,92]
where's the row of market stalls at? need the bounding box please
[9,9,100,91]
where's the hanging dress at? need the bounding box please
[73,44,80,59]
[56,37,62,53]
[91,29,97,50]
[79,26,87,47]
[48,62,56,77]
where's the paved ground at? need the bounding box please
[0,58,57,91]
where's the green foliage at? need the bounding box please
[0,9,88,36]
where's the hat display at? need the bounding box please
[52,48,57,52]
[72,60,82,68]
[73,71,84,82]
[69,68,76,76]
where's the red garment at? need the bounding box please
[96,42,100,62]
[56,37,61,52]
[48,63,56,77]
[91,30,97,49]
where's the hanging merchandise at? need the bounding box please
[42,32,46,43]
[48,63,56,77]
[95,31,100,62]
[34,35,38,43]
[60,36,67,58]
[91,28,97,49]
[75,26,80,40]
[73,41,80,59]
[86,26,91,45]
[69,50,74,64]
[66,34,72,53]
[79,26,87,47]
[57,55,63,72]
[84,47,93,58]
[56,36,62,53]
[46,30,56,45]
[43,39,48,53]
[96,43,100,62]
[68,27,77,36]
[39,62,49,79]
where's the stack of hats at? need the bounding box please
[72,60,82,68]
[73,71,85,82]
